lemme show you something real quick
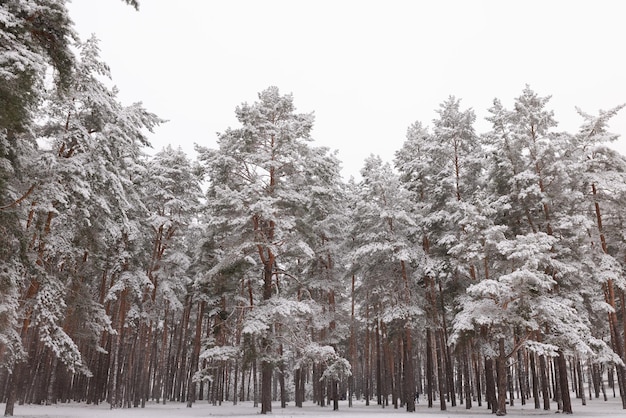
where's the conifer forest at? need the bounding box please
[2,1,626,416]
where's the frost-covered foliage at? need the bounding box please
[449,87,625,371]
[0,7,166,406]
[349,156,423,313]
[3,41,626,413]
[0,261,25,369]
[297,343,351,381]
[33,277,89,375]
[0,0,75,130]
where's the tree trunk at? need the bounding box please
[592,184,626,409]
[435,329,447,411]
[3,374,16,417]
[332,379,339,411]
[557,351,572,414]
[576,358,586,406]
[529,352,540,409]
[364,297,371,406]
[495,339,507,416]
[294,368,303,407]
[260,253,274,414]
[187,301,204,407]
[463,342,472,409]
[517,347,526,405]
[426,328,434,408]
[403,328,416,412]
[472,348,482,407]
[539,355,550,410]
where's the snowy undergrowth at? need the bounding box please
[2,398,625,418]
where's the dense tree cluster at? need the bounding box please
[1,1,626,417]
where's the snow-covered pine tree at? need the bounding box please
[133,145,202,407]
[197,86,339,414]
[349,155,423,411]
[0,34,161,413]
[394,97,481,410]
[451,87,619,415]
[0,0,74,132]
[266,145,348,410]
[573,104,626,409]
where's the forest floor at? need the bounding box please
[2,397,625,417]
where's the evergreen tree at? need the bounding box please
[197,86,341,414]
[349,155,423,411]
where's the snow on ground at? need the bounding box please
[2,398,625,418]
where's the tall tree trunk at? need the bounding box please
[3,374,16,417]
[349,274,356,408]
[576,358,586,406]
[592,183,626,409]
[404,328,416,412]
[472,347,482,407]
[278,349,286,408]
[539,355,550,410]
[260,253,274,414]
[463,341,472,409]
[530,352,540,409]
[187,301,205,407]
[495,338,507,416]
[364,297,371,406]
[437,283,455,407]
[435,329,447,411]
[426,328,434,408]
[375,319,382,406]
[557,351,572,414]
[294,367,303,407]
[517,347,526,405]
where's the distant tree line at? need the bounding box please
[1,1,626,416]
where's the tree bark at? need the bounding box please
[463,342,472,409]
[259,249,274,414]
[3,374,16,417]
[403,328,416,412]
[576,358,586,406]
[529,352,540,409]
[485,357,497,413]
[495,338,507,416]
[435,329,447,411]
[557,351,572,414]
[592,183,626,409]
[539,355,550,410]
[426,328,434,408]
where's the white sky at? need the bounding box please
[67,0,626,178]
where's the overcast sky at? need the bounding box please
[67,0,626,178]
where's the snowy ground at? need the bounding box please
[2,398,625,417]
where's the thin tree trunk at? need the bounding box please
[404,327,416,412]
[530,352,540,409]
[592,183,626,409]
[485,357,497,413]
[517,347,526,405]
[349,274,356,408]
[375,320,382,406]
[472,347,482,407]
[426,328,434,408]
[495,338,507,416]
[463,342,472,409]
[558,351,572,413]
[539,355,550,410]
[435,329,447,411]
[187,301,205,407]
[4,374,16,417]
[260,252,274,414]
[576,358,586,406]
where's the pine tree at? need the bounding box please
[349,155,423,411]
[197,86,339,414]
